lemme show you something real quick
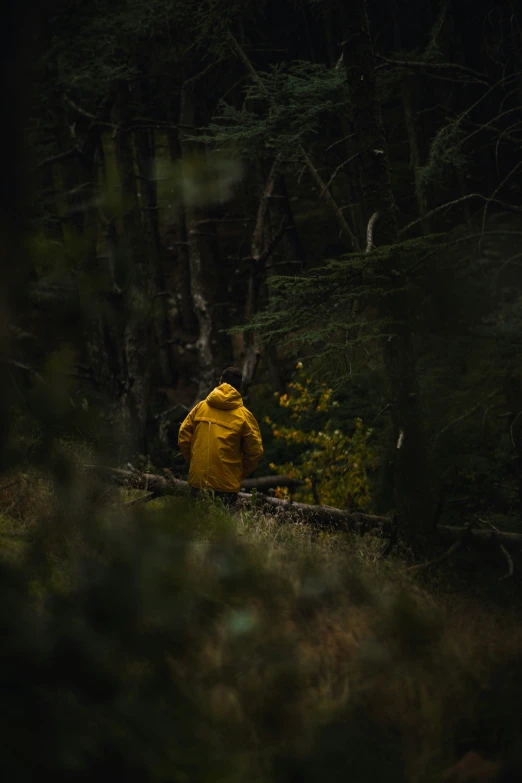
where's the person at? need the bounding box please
[178,366,263,506]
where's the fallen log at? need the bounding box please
[241,475,305,491]
[84,465,522,552]
[84,465,391,534]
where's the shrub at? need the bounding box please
[264,364,378,509]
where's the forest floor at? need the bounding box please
[2,458,522,781]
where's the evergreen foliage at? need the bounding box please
[416,123,469,200]
[244,235,444,386]
[198,62,348,159]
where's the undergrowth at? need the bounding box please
[1,456,522,781]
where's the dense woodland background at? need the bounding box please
[13,0,522,544]
[2,1,522,780]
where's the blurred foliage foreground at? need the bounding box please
[2,454,522,783]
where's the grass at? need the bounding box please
[2,456,522,780]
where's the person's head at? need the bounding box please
[220,366,242,393]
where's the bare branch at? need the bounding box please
[499,545,515,580]
[399,193,522,237]
[510,411,522,451]
[366,211,380,252]
[34,147,81,171]
[64,95,98,120]
[415,77,521,190]
[407,540,464,573]
[251,158,279,263]
[480,160,522,252]
[457,106,522,150]
[375,56,491,85]
[482,401,505,438]
[326,134,355,152]
[227,30,359,251]
[450,74,521,129]
[405,231,522,275]
[257,220,290,266]
[228,32,268,94]
[477,518,515,580]
[320,152,360,197]
[133,118,196,131]
[493,252,522,292]
[301,148,359,249]
[181,60,217,89]
[433,390,501,447]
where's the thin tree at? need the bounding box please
[341,0,434,549]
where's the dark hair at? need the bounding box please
[220,366,242,392]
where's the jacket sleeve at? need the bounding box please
[178,404,199,461]
[241,413,264,476]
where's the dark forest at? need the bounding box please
[2,0,522,780]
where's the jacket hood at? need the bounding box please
[206,383,243,410]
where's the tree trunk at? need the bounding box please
[323,6,366,247]
[62,123,127,419]
[113,105,154,452]
[0,0,28,472]
[179,82,218,402]
[400,80,428,226]
[270,170,306,274]
[392,3,429,232]
[342,0,434,551]
[135,128,177,387]
[503,374,522,517]
[242,161,303,390]
[242,160,279,387]
[168,132,196,334]
[264,170,304,393]
[301,146,359,250]
[83,132,126,406]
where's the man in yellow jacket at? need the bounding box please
[178,366,263,504]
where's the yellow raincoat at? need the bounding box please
[178,383,263,493]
